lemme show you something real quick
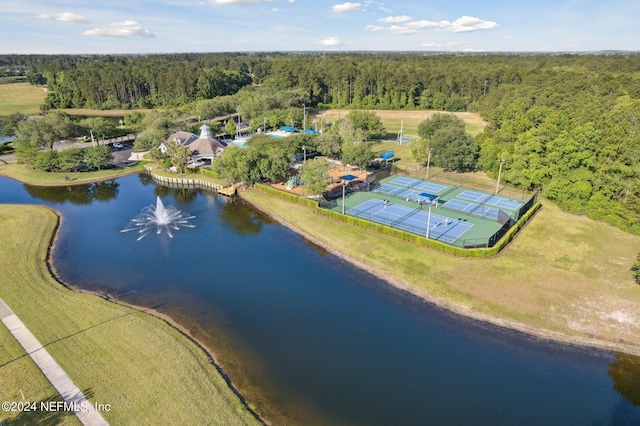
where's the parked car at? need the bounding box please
[113,142,124,149]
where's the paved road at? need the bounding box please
[0,298,109,426]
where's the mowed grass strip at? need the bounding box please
[0,205,260,425]
[241,189,640,353]
[0,82,48,115]
[0,162,145,186]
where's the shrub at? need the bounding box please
[631,255,640,285]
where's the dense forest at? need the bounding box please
[3,52,640,233]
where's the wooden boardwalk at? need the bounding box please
[0,298,109,426]
[218,183,241,197]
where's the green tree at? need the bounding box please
[298,157,332,196]
[124,111,146,128]
[133,111,175,151]
[26,72,47,85]
[212,146,258,182]
[0,112,25,136]
[418,113,465,139]
[166,143,191,173]
[256,143,291,181]
[347,110,385,139]
[409,137,431,170]
[13,137,40,166]
[316,132,342,158]
[225,119,237,137]
[81,117,117,141]
[148,146,164,166]
[57,147,84,172]
[342,141,373,170]
[84,145,112,170]
[34,150,59,172]
[430,126,478,171]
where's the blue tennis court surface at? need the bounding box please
[346,199,473,243]
[442,198,502,220]
[373,184,440,203]
[389,177,447,194]
[457,190,522,211]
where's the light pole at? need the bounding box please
[496,159,505,194]
[426,199,434,239]
[426,148,432,180]
[302,145,306,163]
[263,117,267,133]
[341,180,347,215]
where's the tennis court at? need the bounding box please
[441,198,502,220]
[388,176,448,194]
[346,199,473,243]
[457,190,522,211]
[373,183,441,203]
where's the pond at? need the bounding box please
[1,174,639,425]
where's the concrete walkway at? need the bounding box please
[0,298,108,426]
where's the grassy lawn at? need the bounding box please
[0,82,48,115]
[0,162,145,186]
[0,205,260,425]
[241,188,640,354]
[316,109,488,139]
[144,163,231,187]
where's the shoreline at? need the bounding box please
[239,189,640,357]
[3,169,639,421]
[41,205,269,426]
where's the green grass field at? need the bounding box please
[0,82,48,115]
[242,188,640,354]
[0,162,146,186]
[317,109,488,139]
[0,205,260,425]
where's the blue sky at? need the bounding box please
[1,0,638,54]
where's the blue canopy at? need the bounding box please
[339,174,358,181]
[302,129,318,135]
[419,192,438,201]
[280,126,295,132]
[380,151,394,160]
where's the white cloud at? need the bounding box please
[35,12,91,24]
[56,12,91,24]
[434,16,498,33]
[379,15,411,24]
[389,25,417,35]
[317,36,349,46]
[209,0,273,4]
[365,24,385,32]
[332,2,362,13]
[406,20,439,29]
[83,20,155,38]
[378,15,498,34]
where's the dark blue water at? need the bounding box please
[1,174,639,425]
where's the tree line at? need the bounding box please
[4,52,640,233]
